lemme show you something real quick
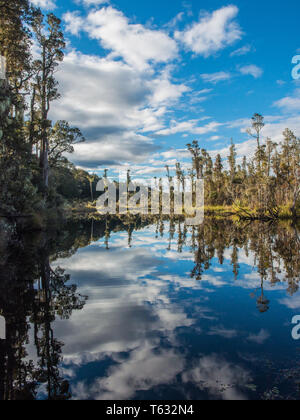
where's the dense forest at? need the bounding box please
[0,1,299,235]
[0,1,100,226]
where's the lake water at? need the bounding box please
[0,218,300,400]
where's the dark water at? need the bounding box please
[1,218,300,400]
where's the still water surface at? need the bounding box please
[1,219,300,400]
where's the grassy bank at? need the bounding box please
[65,201,300,222]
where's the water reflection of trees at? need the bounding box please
[0,228,88,400]
[0,216,156,400]
[0,217,299,399]
[188,220,300,312]
[142,217,300,303]
[143,218,300,299]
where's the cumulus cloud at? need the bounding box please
[63,12,85,36]
[239,65,263,79]
[156,120,222,136]
[65,6,178,70]
[59,8,194,169]
[175,6,243,57]
[274,89,300,113]
[50,50,189,168]
[31,0,56,9]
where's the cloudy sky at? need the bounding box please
[31,0,300,177]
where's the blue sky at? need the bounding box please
[32,0,300,178]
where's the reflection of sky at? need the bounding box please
[30,225,300,400]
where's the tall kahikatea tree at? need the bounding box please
[187,140,202,179]
[31,11,65,192]
[0,0,38,216]
[247,113,265,171]
[0,0,33,93]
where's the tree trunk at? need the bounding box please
[40,44,49,193]
[90,181,93,202]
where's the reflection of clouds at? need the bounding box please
[279,294,300,309]
[158,274,203,291]
[223,248,293,290]
[45,226,297,399]
[51,241,194,396]
[202,274,227,287]
[223,248,255,267]
[164,250,194,261]
[73,344,184,400]
[182,355,251,400]
[247,329,270,345]
[213,267,227,273]
[208,326,239,339]
[55,245,159,283]
[236,272,287,291]
[158,273,227,290]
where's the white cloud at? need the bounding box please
[239,65,263,78]
[230,45,254,57]
[148,69,190,106]
[50,50,188,168]
[263,115,300,141]
[64,12,85,36]
[31,0,56,9]
[65,6,178,70]
[200,71,232,84]
[165,12,185,29]
[153,112,300,172]
[274,89,300,112]
[156,120,221,136]
[79,0,109,7]
[175,6,243,57]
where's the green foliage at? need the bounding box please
[186,116,300,219]
[0,6,90,227]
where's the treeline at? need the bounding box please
[0,1,99,223]
[178,114,300,220]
